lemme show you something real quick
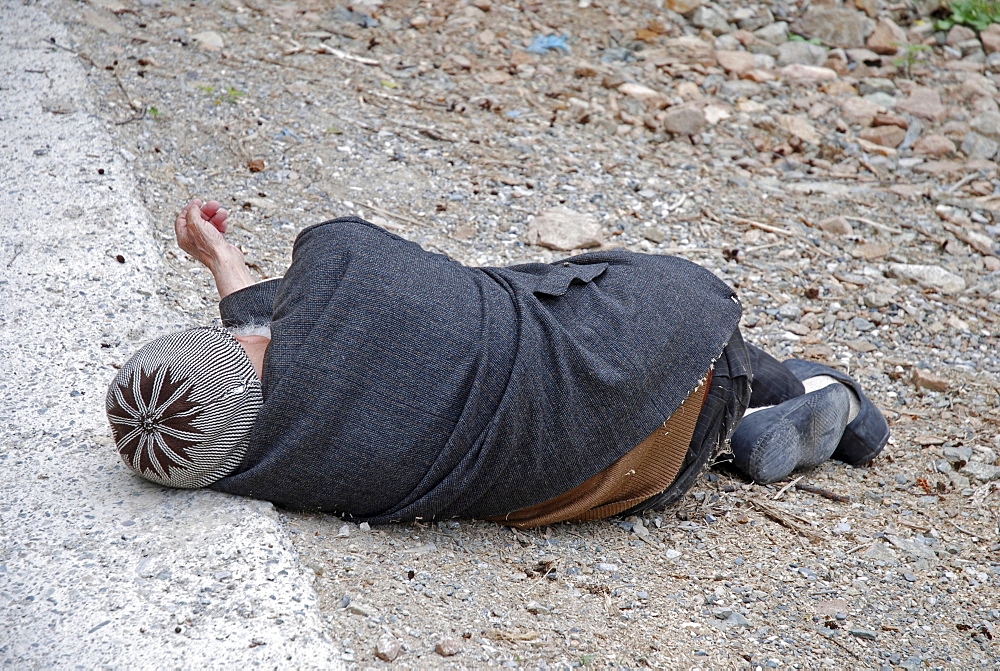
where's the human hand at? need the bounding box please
[174,199,253,298]
[174,199,238,271]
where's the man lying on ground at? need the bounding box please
[106,199,889,527]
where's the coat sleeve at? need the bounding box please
[218,277,282,327]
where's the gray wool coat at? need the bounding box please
[210,217,741,522]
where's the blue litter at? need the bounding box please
[525,34,569,54]
[273,128,303,143]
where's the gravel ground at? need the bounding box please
[43,0,1000,667]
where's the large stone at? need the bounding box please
[961,461,1000,482]
[854,0,878,18]
[841,96,882,126]
[618,83,665,105]
[945,24,977,46]
[896,87,947,122]
[958,74,997,100]
[664,0,703,15]
[950,227,995,256]
[664,36,717,65]
[912,368,950,392]
[526,207,604,250]
[865,541,900,565]
[754,22,789,44]
[375,634,402,662]
[753,51,777,68]
[969,271,1000,297]
[873,110,908,128]
[823,79,858,96]
[970,111,1000,140]
[780,64,838,80]
[857,137,898,155]
[859,77,896,95]
[847,47,882,65]
[779,114,821,144]
[982,24,1000,55]
[888,263,967,294]
[912,160,965,175]
[733,7,773,32]
[859,125,905,147]
[191,30,225,51]
[912,133,956,156]
[794,8,875,48]
[866,18,906,55]
[715,49,756,74]
[720,79,764,98]
[691,6,730,35]
[819,216,853,235]
[961,131,999,159]
[777,41,827,66]
[662,104,707,135]
[885,535,938,562]
[435,638,462,657]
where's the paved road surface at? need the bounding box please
[0,2,340,667]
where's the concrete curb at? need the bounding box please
[0,3,339,667]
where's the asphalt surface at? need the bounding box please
[0,2,340,667]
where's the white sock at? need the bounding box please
[802,375,860,422]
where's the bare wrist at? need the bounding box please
[209,247,254,298]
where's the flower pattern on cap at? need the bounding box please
[107,364,204,480]
[106,327,263,489]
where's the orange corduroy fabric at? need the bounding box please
[492,371,712,528]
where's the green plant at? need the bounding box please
[893,42,931,76]
[936,0,1000,32]
[197,85,247,105]
[147,106,161,119]
[221,86,246,103]
[788,33,823,45]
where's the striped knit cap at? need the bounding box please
[105,327,263,488]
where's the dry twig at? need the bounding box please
[43,37,95,67]
[314,44,381,66]
[795,482,851,503]
[750,499,825,541]
[819,631,862,660]
[658,247,715,254]
[772,476,803,500]
[702,209,832,257]
[948,520,981,538]
[846,541,874,554]
[946,171,983,193]
[522,557,562,597]
[362,202,422,228]
[488,630,540,642]
[844,216,903,235]
[363,88,443,111]
[7,243,24,269]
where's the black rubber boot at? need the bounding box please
[746,343,806,408]
[730,384,851,484]
[782,359,890,465]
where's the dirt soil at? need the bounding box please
[45,0,1000,667]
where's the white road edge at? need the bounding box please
[0,2,341,667]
